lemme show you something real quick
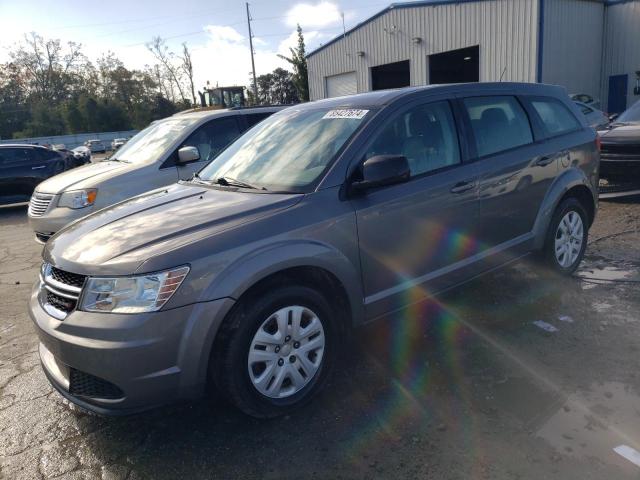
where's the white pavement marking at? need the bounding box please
[532,320,559,332]
[558,315,574,323]
[614,445,640,468]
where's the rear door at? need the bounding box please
[175,116,242,179]
[350,97,480,318]
[460,94,551,254]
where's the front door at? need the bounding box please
[176,116,242,179]
[350,99,480,319]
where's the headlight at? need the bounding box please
[58,189,98,209]
[79,266,189,313]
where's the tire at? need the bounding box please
[542,197,589,275]
[211,284,337,418]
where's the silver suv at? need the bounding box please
[29,83,599,417]
[28,107,282,242]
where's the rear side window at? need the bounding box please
[531,98,581,136]
[365,101,461,176]
[463,96,533,157]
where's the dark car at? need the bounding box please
[598,100,640,178]
[0,145,67,206]
[29,83,599,418]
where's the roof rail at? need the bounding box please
[228,103,297,110]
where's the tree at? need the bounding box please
[146,36,187,104]
[181,43,196,106]
[278,25,309,102]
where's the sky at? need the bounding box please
[0,0,395,90]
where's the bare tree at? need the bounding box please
[146,36,186,103]
[181,43,196,106]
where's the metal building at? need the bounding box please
[307,0,640,113]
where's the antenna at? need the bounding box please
[499,66,507,82]
[246,2,258,101]
[341,12,346,38]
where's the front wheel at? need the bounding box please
[542,197,589,275]
[211,284,337,418]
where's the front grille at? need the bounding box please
[69,368,124,399]
[40,263,86,317]
[28,192,54,217]
[51,266,86,288]
[46,290,77,312]
[600,143,640,157]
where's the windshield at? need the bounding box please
[112,117,197,163]
[616,100,640,123]
[198,107,371,192]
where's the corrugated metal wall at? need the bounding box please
[307,0,540,100]
[541,0,604,103]
[601,0,640,111]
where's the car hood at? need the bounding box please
[599,123,640,143]
[36,160,132,194]
[44,182,303,275]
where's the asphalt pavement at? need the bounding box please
[1,199,639,479]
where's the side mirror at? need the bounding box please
[351,155,410,192]
[177,146,200,164]
[608,113,619,122]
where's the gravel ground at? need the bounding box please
[0,198,639,479]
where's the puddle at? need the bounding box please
[535,382,640,470]
[577,253,640,287]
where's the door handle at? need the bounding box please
[450,181,475,194]
[31,165,46,170]
[535,155,555,167]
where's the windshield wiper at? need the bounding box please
[216,176,266,190]
[188,172,213,184]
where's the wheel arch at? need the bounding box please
[532,168,597,250]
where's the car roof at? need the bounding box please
[289,82,568,110]
[0,144,49,149]
[173,105,287,119]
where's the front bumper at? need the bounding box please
[599,149,640,177]
[28,203,94,242]
[29,283,235,414]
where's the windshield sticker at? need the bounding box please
[323,109,369,120]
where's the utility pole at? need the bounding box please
[246,2,258,102]
[341,12,346,38]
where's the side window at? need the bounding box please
[0,148,29,165]
[365,101,461,176]
[245,112,272,128]
[182,117,241,162]
[463,96,533,157]
[530,97,581,137]
[32,149,58,162]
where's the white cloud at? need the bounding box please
[192,25,289,89]
[285,2,342,29]
[276,29,333,58]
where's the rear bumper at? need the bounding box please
[29,283,235,415]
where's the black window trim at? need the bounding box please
[521,95,583,141]
[458,94,537,161]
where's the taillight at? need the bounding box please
[595,134,601,152]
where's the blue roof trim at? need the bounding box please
[307,0,624,59]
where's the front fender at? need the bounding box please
[531,167,596,249]
[202,239,365,325]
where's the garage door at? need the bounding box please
[325,72,357,98]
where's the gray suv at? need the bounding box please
[29,83,599,417]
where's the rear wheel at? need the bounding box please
[212,284,337,418]
[542,197,588,275]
